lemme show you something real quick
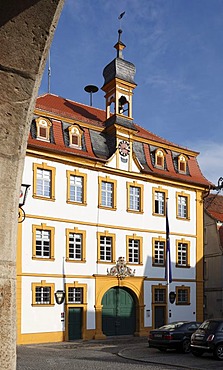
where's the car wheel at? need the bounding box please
[214,344,223,360]
[182,339,191,354]
[191,349,203,357]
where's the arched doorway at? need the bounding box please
[102,287,136,336]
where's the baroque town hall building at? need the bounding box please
[17,31,210,344]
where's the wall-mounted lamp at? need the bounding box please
[55,290,65,305]
[18,184,30,223]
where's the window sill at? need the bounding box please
[98,205,117,211]
[176,264,190,268]
[67,200,87,206]
[33,195,55,202]
[32,304,55,307]
[65,259,86,263]
[32,257,55,261]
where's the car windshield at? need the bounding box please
[158,322,185,330]
[199,321,219,331]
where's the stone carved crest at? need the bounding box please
[107,257,135,280]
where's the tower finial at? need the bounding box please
[114,28,126,59]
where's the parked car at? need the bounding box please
[148,321,201,353]
[191,319,223,360]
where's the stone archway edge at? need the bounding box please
[0,2,64,369]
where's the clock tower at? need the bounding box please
[102,29,138,169]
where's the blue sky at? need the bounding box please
[39,0,223,185]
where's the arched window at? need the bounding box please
[178,154,187,173]
[118,95,129,116]
[68,125,82,149]
[36,117,51,141]
[155,149,165,168]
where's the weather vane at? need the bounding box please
[118,11,125,28]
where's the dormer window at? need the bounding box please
[68,125,82,149]
[155,149,165,168]
[36,117,51,142]
[178,155,187,173]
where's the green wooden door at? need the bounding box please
[102,287,136,336]
[68,307,82,340]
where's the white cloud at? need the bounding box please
[187,140,223,186]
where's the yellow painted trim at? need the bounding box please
[35,116,52,141]
[176,191,191,220]
[33,162,56,201]
[32,223,55,260]
[68,124,83,148]
[152,284,167,328]
[26,213,198,238]
[66,169,87,205]
[65,227,86,262]
[126,234,143,265]
[155,148,165,169]
[17,331,64,345]
[196,190,204,322]
[31,280,55,305]
[98,176,117,210]
[152,186,168,216]
[178,154,187,174]
[94,275,145,338]
[97,231,116,263]
[64,281,87,340]
[19,273,95,278]
[176,285,190,305]
[176,238,191,268]
[152,236,166,266]
[27,150,208,192]
[126,180,144,213]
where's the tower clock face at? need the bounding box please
[118,140,130,157]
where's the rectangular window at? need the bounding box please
[32,281,55,306]
[68,287,83,303]
[100,236,112,261]
[176,287,190,305]
[128,239,140,263]
[69,233,82,260]
[154,288,166,303]
[178,195,188,218]
[70,175,83,203]
[32,224,55,260]
[39,127,47,139]
[67,170,87,205]
[177,242,188,267]
[33,163,55,201]
[155,191,165,215]
[37,168,51,198]
[130,186,140,211]
[35,229,51,258]
[98,177,117,210]
[35,286,51,304]
[71,134,78,145]
[101,181,113,208]
[153,240,165,266]
[127,182,143,213]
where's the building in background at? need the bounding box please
[204,193,223,319]
[17,31,211,344]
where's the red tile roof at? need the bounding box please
[31,93,211,188]
[205,194,223,222]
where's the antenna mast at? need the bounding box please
[48,51,51,93]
